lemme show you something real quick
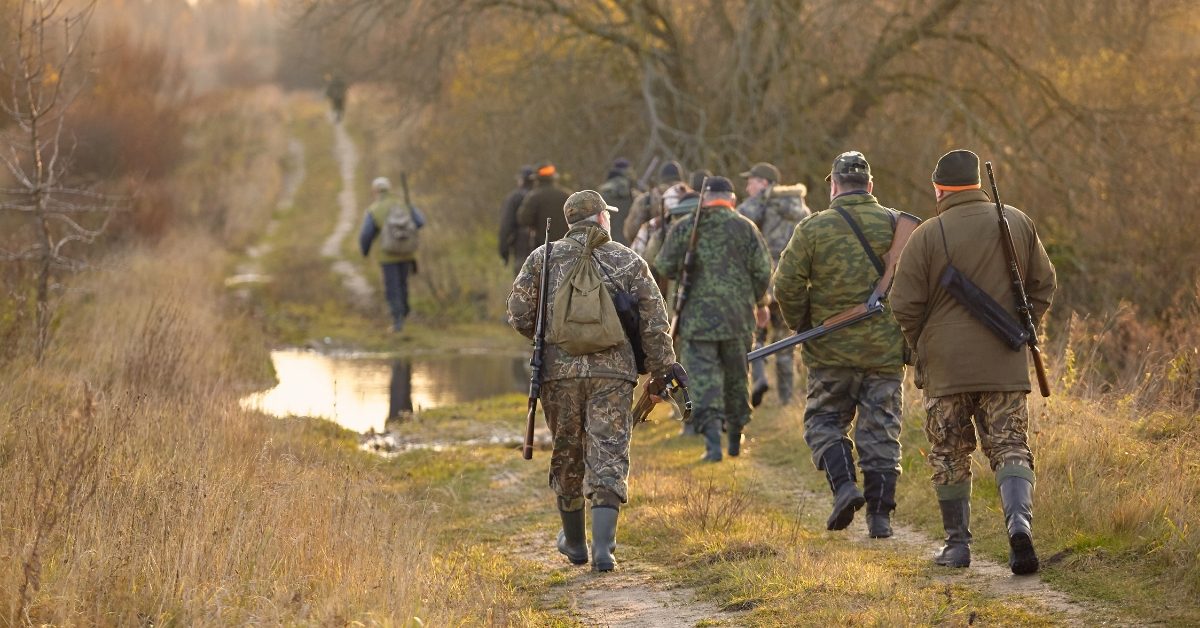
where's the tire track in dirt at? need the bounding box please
[323,118,374,306]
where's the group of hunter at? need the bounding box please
[503,149,1056,578]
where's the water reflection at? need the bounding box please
[242,349,528,433]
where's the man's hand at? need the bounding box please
[755,305,770,328]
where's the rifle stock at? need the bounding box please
[986,162,1051,398]
[523,219,554,459]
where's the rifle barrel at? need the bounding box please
[523,219,554,459]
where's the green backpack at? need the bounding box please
[547,227,626,355]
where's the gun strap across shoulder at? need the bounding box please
[833,206,885,276]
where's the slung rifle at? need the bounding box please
[522,219,554,459]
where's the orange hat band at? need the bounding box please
[537,165,556,177]
[934,183,981,192]
[703,199,735,209]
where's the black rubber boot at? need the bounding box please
[864,471,897,539]
[700,421,723,462]
[999,477,1040,575]
[556,509,588,565]
[591,506,619,572]
[820,442,865,531]
[750,378,770,408]
[933,498,972,568]
[727,427,742,457]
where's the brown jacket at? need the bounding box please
[891,189,1056,397]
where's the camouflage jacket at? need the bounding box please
[507,225,676,383]
[623,183,671,244]
[737,183,810,263]
[773,192,905,371]
[654,206,772,341]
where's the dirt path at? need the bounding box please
[323,119,374,306]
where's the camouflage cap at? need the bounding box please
[932,149,981,187]
[739,162,781,182]
[825,151,871,182]
[563,189,618,223]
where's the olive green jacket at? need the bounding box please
[890,189,1056,397]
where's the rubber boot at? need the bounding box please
[700,420,723,462]
[933,498,972,568]
[820,442,865,530]
[863,471,897,539]
[728,426,742,457]
[591,506,619,572]
[776,353,794,406]
[999,476,1040,575]
[556,509,588,565]
[750,377,770,408]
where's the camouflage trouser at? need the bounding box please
[750,303,794,395]
[803,367,903,474]
[924,391,1035,498]
[541,377,635,511]
[679,337,753,433]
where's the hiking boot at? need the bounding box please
[750,379,770,408]
[556,509,588,565]
[999,476,1039,575]
[727,427,742,457]
[700,421,723,462]
[820,442,865,531]
[590,506,619,572]
[864,471,897,539]
[933,498,972,568]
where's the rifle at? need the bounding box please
[749,211,921,361]
[400,172,413,209]
[523,219,554,460]
[631,362,692,425]
[985,162,1051,398]
[669,177,707,340]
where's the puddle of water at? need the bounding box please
[242,349,529,433]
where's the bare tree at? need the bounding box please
[0,0,121,361]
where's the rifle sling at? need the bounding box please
[833,206,886,277]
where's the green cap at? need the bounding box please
[563,189,618,223]
[739,162,780,182]
[932,149,981,187]
[825,151,870,182]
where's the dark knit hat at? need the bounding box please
[703,176,735,194]
[689,169,712,191]
[563,189,618,223]
[659,160,683,183]
[613,157,631,170]
[518,165,534,180]
[932,149,981,187]
[825,151,871,182]
[739,162,781,183]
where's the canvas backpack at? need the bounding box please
[380,202,420,257]
[547,228,626,355]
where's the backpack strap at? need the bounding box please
[833,206,885,276]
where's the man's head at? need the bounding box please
[740,162,780,198]
[517,165,534,187]
[689,169,712,192]
[701,176,737,208]
[825,151,872,200]
[931,149,981,200]
[563,189,618,232]
[535,161,559,182]
[659,160,683,185]
[607,157,632,180]
[372,176,392,196]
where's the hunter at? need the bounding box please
[359,176,426,332]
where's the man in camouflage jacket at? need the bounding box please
[656,177,773,462]
[738,161,811,406]
[508,190,676,572]
[773,151,906,538]
[891,149,1055,574]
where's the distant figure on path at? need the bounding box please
[359,176,426,332]
[597,158,638,245]
[499,165,535,275]
[325,73,348,122]
[891,149,1056,574]
[517,162,572,242]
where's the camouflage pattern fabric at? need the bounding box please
[924,391,1034,487]
[737,184,810,263]
[507,224,676,384]
[803,367,903,474]
[541,377,635,510]
[654,206,773,341]
[623,184,668,245]
[680,337,753,433]
[773,192,905,370]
